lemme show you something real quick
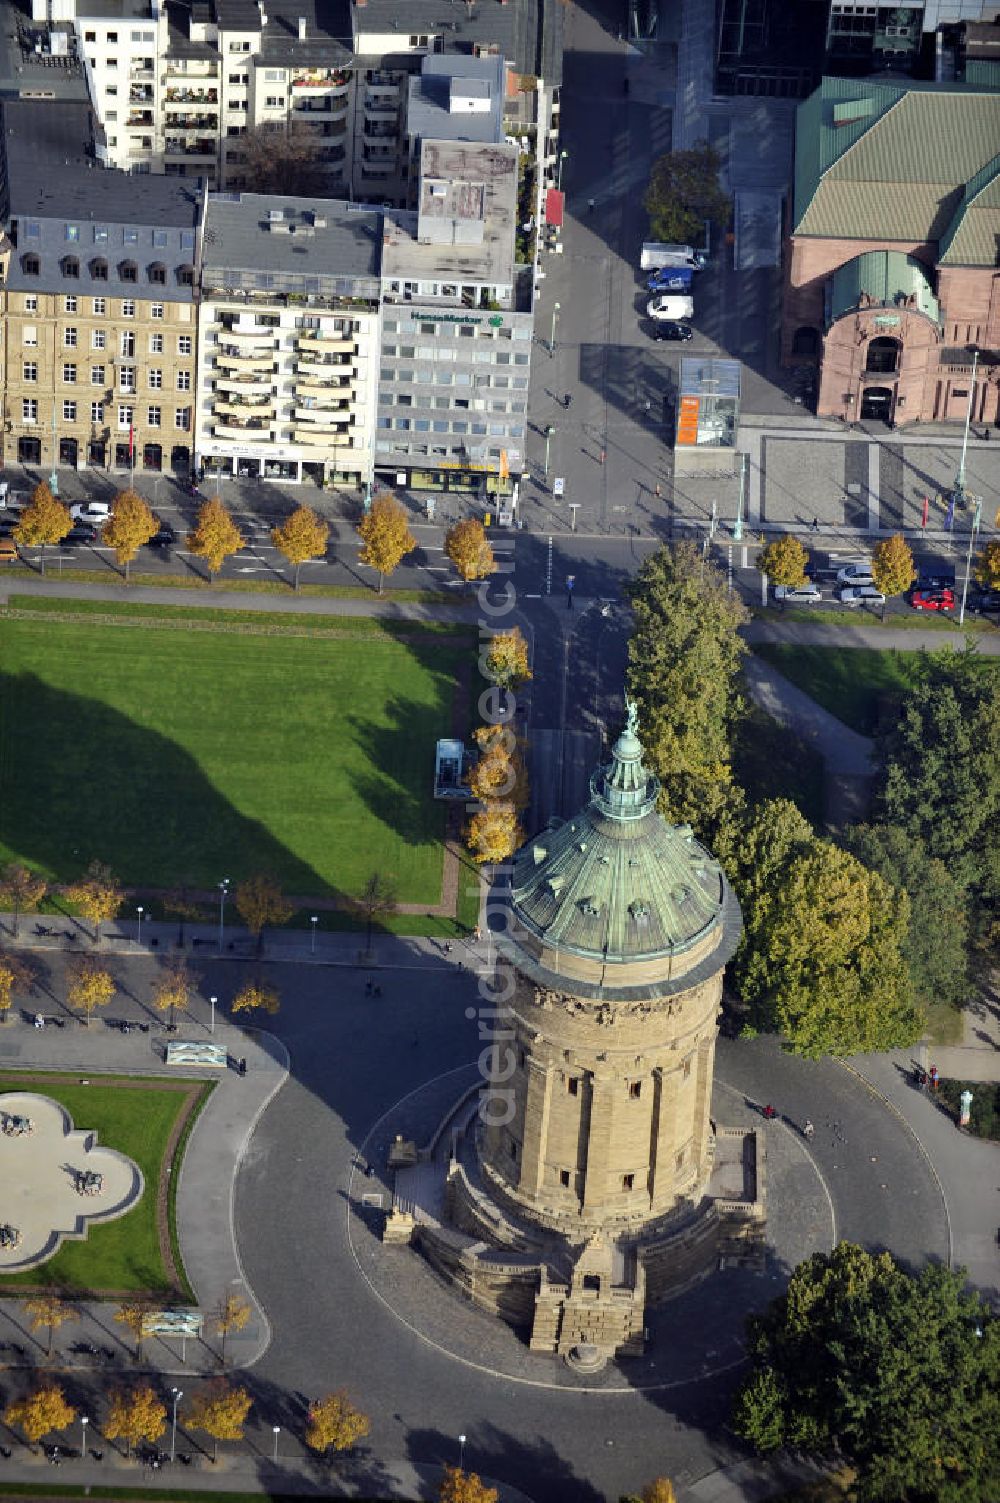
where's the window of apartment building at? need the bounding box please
[176,371,191,391]
[175,407,191,431]
[107,31,118,42]
[181,232,195,251]
[62,363,77,384]
[121,332,135,357]
[120,367,136,393]
[228,72,249,84]
[92,329,106,350]
[122,300,135,318]
[120,261,138,284]
[106,87,117,97]
[64,224,80,242]
[22,359,38,383]
[150,306,165,325]
[63,400,77,422]
[117,404,132,429]
[85,30,95,41]
[408,34,430,46]
[265,96,282,108]
[178,266,194,286]
[24,296,37,312]
[514,353,529,365]
[92,298,106,317]
[64,328,78,348]
[107,136,117,148]
[177,336,192,356]
[106,112,118,123]
[22,254,40,277]
[106,57,117,69]
[91,366,106,386]
[229,40,251,51]
[93,227,108,244]
[149,370,162,389]
[145,333,162,354]
[22,399,37,422]
[91,401,104,423]
[123,229,138,245]
[147,405,161,428]
[149,265,167,287]
[91,259,109,281]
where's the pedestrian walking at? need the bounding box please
[802,1119,815,1140]
[599,448,606,465]
[472,925,483,942]
[762,1103,777,1120]
[929,1064,939,1091]
[811,517,819,532]
[564,392,572,409]
[654,483,661,498]
[588,198,595,213]
[444,941,453,955]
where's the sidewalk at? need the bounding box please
[744,618,1000,655]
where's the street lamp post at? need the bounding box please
[557,150,568,193]
[733,451,747,542]
[543,425,554,478]
[458,1434,467,1471]
[549,302,560,355]
[80,1415,88,1460]
[218,878,230,952]
[136,905,144,947]
[272,1426,280,1463]
[953,349,980,508]
[50,402,59,496]
[310,915,318,955]
[958,496,983,626]
[170,1389,183,1464]
[209,994,217,1035]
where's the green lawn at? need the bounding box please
[0,1072,202,1295]
[0,606,467,903]
[733,700,826,825]
[752,644,927,735]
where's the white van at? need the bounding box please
[647,294,694,322]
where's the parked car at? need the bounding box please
[649,320,693,342]
[69,501,112,526]
[145,515,176,549]
[909,587,955,612]
[774,583,823,604]
[646,294,694,322]
[839,585,886,607]
[0,537,18,563]
[836,563,875,587]
[967,588,1000,613]
[647,267,694,294]
[63,521,98,546]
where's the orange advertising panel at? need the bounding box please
[676,395,700,446]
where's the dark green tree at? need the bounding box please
[733,1242,1000,1503]
[844,823,970,1013]
[875,650,1000,880]
[626,540,748,832]
[644,141,731,246]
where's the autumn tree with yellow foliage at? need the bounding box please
[214,1294,251,1364]
[235,874,293,952]
[469,725,529,810]
[186,1380,252,1460]
[104,1384,166,1457]
[25,1295,78,1355]
[67,955,116,1026]
[466,803,523,865]
[871,532,916,607]
[304,1391,371,1455]
[758,535,808,589]
[115,1301,155,1360]
[271,504,330,589]
[65,860,123,944]
[231,979,281,1017]
[445,519,495,584]
[187,496,245,580]
[480,627,531,690]
[0,950,36,1024]
[11,482,71,575]
[3,1382,76,1445]
[975,537,1000,590]
[152,956,197,1030]
[438,1464,498,1503]
[0,862,48,940]
[356,493,415,594]
[101,489,159,581]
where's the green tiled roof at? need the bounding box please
[794,78,1000,262]
[939,155,1000,265]
[508,709,731,964]
[828,251,938,327]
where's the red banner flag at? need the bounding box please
[921,495,929,529]
[128,424,135,460]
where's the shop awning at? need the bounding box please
[544,188,564,228]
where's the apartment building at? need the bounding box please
[195,194,381,484]
[25,0,562,208]
[0,100,200,475]
[376,138,532,493]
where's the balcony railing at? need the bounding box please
[165,60,220,80]
[216,375,274,395]
[216,398,275,418]
[291,70,351,90]
[214,418,274,439]
[297,331,354,350]
[129,86,154,103]
[216,351,275,372]
[164,138,217,157]
[293,425,348,445]
[165,87,219,104]
[219,327,276,347]
[127,111,155,128]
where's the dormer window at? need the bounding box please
[22,254,40,276]
[62,256,80,278]
[148,262,166,285]
[177,264,194,286]
[91,259,108,280]
[119,260,138,282]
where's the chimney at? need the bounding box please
[257,0,267,25]
[298,15,306,37]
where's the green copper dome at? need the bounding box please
[506,703,739,977]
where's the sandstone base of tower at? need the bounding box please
[383,1097,766,1367]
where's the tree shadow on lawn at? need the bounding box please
[0,671,330,897]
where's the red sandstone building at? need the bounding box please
[783,77,1000,428]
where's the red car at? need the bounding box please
[909,588,955,612]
